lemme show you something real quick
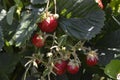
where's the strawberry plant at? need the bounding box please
[0,0,120,80]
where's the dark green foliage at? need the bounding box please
[57,0,105,40]
[0,9,7,50]
[0,0,120,80]
[9,12,38,46]
[0,53,21,80]
[30,0,48,4]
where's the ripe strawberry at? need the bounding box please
[32,34,44,48]
[54,60,68,75]
[67,60,79,74]
[86,51,98,66]
[38,14,58,33]
[96,0,104,9]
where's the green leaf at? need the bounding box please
[0,74,9,80]
[92,15,120,49]
[0,26,4,50]
[14,0,21,4]
[14,0,23,7]
[0,53,20,74]
[10,12,38,46]
[0,9,6,50]
[6,5,16,25]
[109,0,120,15]
[94,14,120,48]
[0,9,18,42]
[14,0,23,17]
[95,29,120,49]
[30,0,48,4]
[0,9,6,21]
[1,18,18,41]
[104,60,120,79]
[103,15,120,34]
[56,0,105,40]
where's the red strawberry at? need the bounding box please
[67,60,79,74]
[54,60,68,75]
[86,51,98,66]
[32,34,44,48]
[38,14,58,33]
[96,0,104,9]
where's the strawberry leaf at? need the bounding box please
[0,53,21,79]
[0,9,6,50]
[6,5,16,25]
[0,26,4,50]
[30,0,48,4]
[10,12,38,46]
[56,0,105,40]
[94,15,120,49]
[104,60,120,79]
[0,9,6,21]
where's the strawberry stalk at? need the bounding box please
[53,0,57,14]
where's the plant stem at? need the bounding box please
[52,32,56,46]
[45,0,50,13]
[22,63,32,80]
[48,73,51,80]
[53,0,57,14]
